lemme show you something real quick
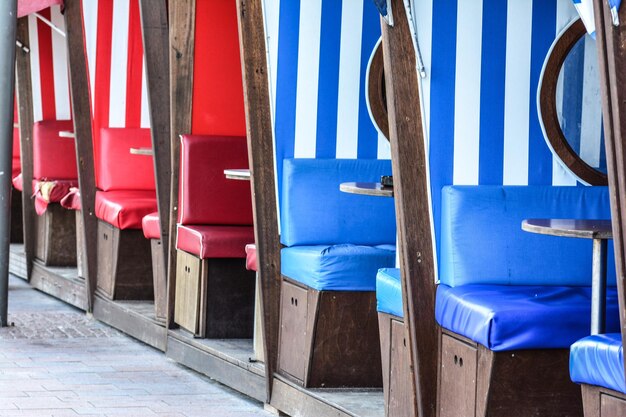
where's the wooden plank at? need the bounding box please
[14,17,35,279]
[64,0,98,312]
[381,2,438,416]
[166,0,195,328]
[592,0,626,387]
[236,0,282,402]
[30,262,86,311]
[139,0,171,265]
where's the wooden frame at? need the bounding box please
[581,385,626,416]
[381,1,438,416]
[34,203,76,266]
[367,41,389,140]
[538,18,607,186]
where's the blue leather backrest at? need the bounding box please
[281,158,396,246]
[440,186,615,287]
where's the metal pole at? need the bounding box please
[0,0,17,327]
[590,238,608,335]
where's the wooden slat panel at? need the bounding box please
[592,0,626,387]
[15,17,35,279]
[139,0,171,264]
[166,0,195,328]
[381,1,438,416]
[64,0,98,311]
[236,0,282,402]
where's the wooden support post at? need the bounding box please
[64,0,98,311]
[592,0,626,386]
[236,0,281,402]
[167,0,195,328]
[14,17,35,279]
[381,1,438,416]
[139,0,171,265]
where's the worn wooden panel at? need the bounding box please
[139,0,171,265]
[601,393,626,417]
[34,205,76,266]
[388,318,415,417]
[439,333,477,417]
[174,250,202,334]
[64,0,98,311]
[167,0,195,329]
[15,17,35,279]
[30,262,85,311]
[150,239,167,320]
[591,0,626,389]
[236,0,282,402]
[96,221,116,298]
[380,2,438,416]
[277,281,308,383]
[75,211,86,279]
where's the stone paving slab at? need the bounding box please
[0,276,273,417]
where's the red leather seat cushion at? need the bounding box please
[142,212,160,239]
[95,190,157,230]
[179,135,252,225]
[245,244,257,271]
[60,187,81,211]
[176,224,254,259]
[98,128,155,191]
[12,173,22,191]
[33,120,76,180]
[12,127,20,178]
[33,180,77,215]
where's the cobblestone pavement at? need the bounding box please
[0,276,273,417]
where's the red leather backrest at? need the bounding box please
[13,127,19,158]
[32,120,77,180]
[97,128,155,191]
[179,135,252,225]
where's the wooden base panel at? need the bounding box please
[35,204,77,267]
[93,296,167,351]
[277,277,383,388]
[166,331,265,402]
[9,244,27,279]
[174,250,255,338]
[30,261,86,310]
[75,212,86,280]
[438,329,583,417]
[581,384,626,417]
[150,239,167,320]
[11,189,23,243]
[96,221,153,300]
[378,313,416,417]
[271,376,384,417]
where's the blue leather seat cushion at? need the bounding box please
[436,284,621,351]
[376,268,403,317]
[281,244,396,291]
[570,334,625,394]
[281,158,396,247]
[440,186,614,287]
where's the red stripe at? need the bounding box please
[125,0,144,128]
[93,1,114,185]
[191,0,246,136]
[37,8,56,120]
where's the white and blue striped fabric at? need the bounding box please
[572,0,622,35]
[263,0,388,195]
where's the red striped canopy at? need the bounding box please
[18,0,63,18]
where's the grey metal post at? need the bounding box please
[590,238,608,335]
[0,0,17,327]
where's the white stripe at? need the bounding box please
[552,0,578,185]
[140,60,150,128]
[293,0,322,158]
[82,0,98,114]
[28,14,43,123]
[413,0,433,145]
[503,0,532,185]
[377,133,391,159]
[452,0,482,185]
[109,0,130,127]
[579,34,602,168]
[50,6,71,120]
[335,2,363,159]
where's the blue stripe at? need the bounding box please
[429,0,458,262]
[528,0,557,184]
[315,0,343,158]
[478,0,507,184]
[274,0,300,196]
[562,38,585,156]
[357,1,381,158]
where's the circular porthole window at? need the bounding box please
[365,38,389,141]
[538,18,607,185]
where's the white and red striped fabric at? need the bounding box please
[27,5,71,123]
[18,0,63,18]
[81,0,150,178]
